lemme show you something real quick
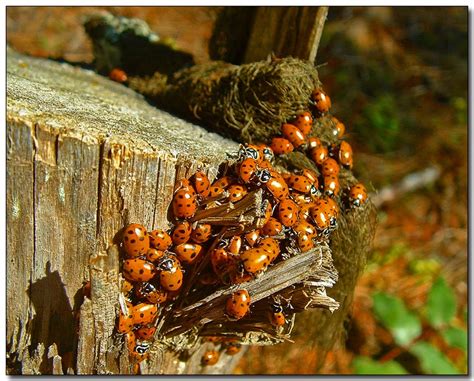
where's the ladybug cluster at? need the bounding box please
[115,87,368,372]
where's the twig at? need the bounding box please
[312,6,329,63]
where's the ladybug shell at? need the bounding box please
[301,168,319,185]
[244,230,260,247]
[241,247,270,273]
[191,223,212,244]
[287,175,312,194]
[323,175,340,197]
[226,290,251,320]
[117,310,134,333]
[281,123,306,148]
[310,206,332,230]
[172,221,192,245]
[228,184,248,202]
[321,158,340,176]
[123,224,150,258]
[349,183,368,206]
[201,350,219,366]
[339,141,353,168]
[270,137,294,155]
[146,248,165,263]
[263,202,273,225]
[310,145,329,165]
[135,326,157,340]
[173,188,197,219]
[225,344,241,355]
[109,68,128,83]
[135,282,167,304]
[312,90,332,113]
[258,237,280,262]
[159,266,184,291]
[228,235,242,255]
[307,137,322,150]
[176,178,196,194]
[211,248,237,276]
[269,311,286,327]
[297,233,314,252]
[278,198,299,227]
[298,201,316,221]
[294,220,317,238]
[132,303,159,325]
[121,279,134,295]
[126,331,137,353]
[257,144,274,163]
[213,176,233,189]
[239,158,257,183]
[266,174,289,200]
[322,197,339,216]
[331,117,345,138]
[123,258,156,282]
[193,171,211,198]
[149,229,172,251]
[174,243,203,264]
[293,111,313,136]
[261,217,283,237]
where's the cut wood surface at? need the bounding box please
[6,48,238,375]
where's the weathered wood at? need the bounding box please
[243,6,329,63]
[6,48,237,375]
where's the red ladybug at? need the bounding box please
[121,279,134,296]
[131,303,159,325]
[331,116,345,138]
[338,141,353,168]
[123,224,150,258]
[263,202,273,225]
[157,256,184,291]
[323,197,339,216]
[109,68,128,83]
[126,331,137,353]
[117,309,134,333]
[226,289,251,320]
[270,137,294,155]
[171,221,192,245]
[134,282,167,304]
[227,235,242,255]
[300,168,319,185]
[307,137,322,150]
[349,183,368,207]
[240,247,270,273]
[227,184,248,202]
[191,223,212,243]
[282,123,306,148]
[293,111,313,136]
[149,229,172,251]
[123,258,156,282]
[173,188,197,219]
[257,144,274,163]
[135,326,157,341]
[310,203,337,231]
[210,176,233,197]
[261,217,283,237]
[174,243,203,264]
[269,302,286,327]
[193,170,211,198]
[201,350,220,366]
[239,158,258,183]
[312,89,331,113]
[258,237,280,262]
[321,158,340,177]
[323,174,340,197]
[145,248,165,263]
[238,144,260,162]
[225,343,242,355]
[244,230,260,247]
[310,145,329,165]
[286,174,313,194]
[278,198,299,227]
[265,171,290,200]
[210,248,238,279]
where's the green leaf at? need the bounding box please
[442,327,467,351]
[410,341,461,374]
[353,356,408,374]
[426,277,457,327]
[372,292,422,346]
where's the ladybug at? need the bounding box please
[173,188,197,219]
[228,235,242,255]
[226,289,251,320]
[298,201,316,221]
[227,184,248,202]
[174,243,203,264]
[321,158,340,176]
[278,198,299,227]
[307,137,322,150]
[121,279,134,296]
[312,89,331,113]
[349,183,368,207]
[293,111,313,136]
[323,174,340,197]
[239,158,258,183]
[210,176,233,197]
[145,248,165,263]
[131,303,159,325]
[172,221,192,244]
[240,247,270,273]
[257,144,274,163]
[323,197,339,216]
[338,141,353,168]
[282,123,306,148]
[135,282,167,304]
[191,223,212,243]
[310,145,329,165]
[310,204,337,231]
[109,68,128,83]
[193,171,211,198]
[331,116,345,138]
[261,217,283,237]
[149,229,172,251]
[294,229,314,252]
[125,331,137,353]
[201,350,219,366]
[245,229,260,247]
[300,168,319,185]
[135,326,157,341]
[269,302,286,327]
[294,220,317,238]
[122,224,150,258]
[265,172,290,200]
[211,248,238,278]
[263,201,273,225]
[287,174,313,194]
[130,342,150,363]
[117,309,134,333]
[270,137,294,155]
[175,178,196,195]
[123,258,156,282]
[157,256,184,291]
[258,237,280,262]
[225,343,242,355]
[238,144,260,162]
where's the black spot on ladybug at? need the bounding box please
[140,313,144,318]
[139,237,144,241]
[131,239,136,244]
[128,230,133,234]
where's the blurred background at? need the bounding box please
[7,6,468,375]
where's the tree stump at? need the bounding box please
[6,48,239,374]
